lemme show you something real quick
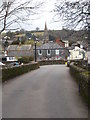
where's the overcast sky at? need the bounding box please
[27,0,81,31]
[17,0,63,31]
[1,0,89,32]
[0,0,65,31]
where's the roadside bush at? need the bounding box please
[74,60,88,70]
[29,56,34,61]
[70,65,90,105]
[18,56,34,63]
[2,62,39,82]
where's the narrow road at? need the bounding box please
[2,65,88,118]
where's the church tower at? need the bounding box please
[43,22,49,43]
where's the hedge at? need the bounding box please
[38,60,65,66]
[70,64,90,105]
[18,56,34,63]
[2,62,39,82]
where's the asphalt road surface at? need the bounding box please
[2,65,88,118]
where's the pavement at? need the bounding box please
[2,65,88,118]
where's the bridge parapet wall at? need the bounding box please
[38,60,65,66]
[2,62,39,82]
[70,64,90,105]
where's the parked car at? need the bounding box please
[9,62,19,67]
[0,62,5,66]
[13,62,19,66]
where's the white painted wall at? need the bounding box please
[64,41,69,47]
[68,46,87,60]
[6,57,17,62]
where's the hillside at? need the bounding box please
[48,29,88,43]
[2,29,88,45]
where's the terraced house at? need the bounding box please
[35,42,69,60]
[33,23,69,60]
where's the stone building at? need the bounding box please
[34,22,69,60]
[6,23,69,60]
[35,42,69,60]
[7,45,33,57]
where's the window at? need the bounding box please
[38,50,42,55]
[47,50,51,55]
[56,50,59,55]
[2,57,6,61]
[9,57,13,60]
[79,51,82,55]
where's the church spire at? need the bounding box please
[44,21,47,31]
[44,22,49,43]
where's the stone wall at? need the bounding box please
[38,60,65,66]
[70,65,90,105]
[2,62,39,82]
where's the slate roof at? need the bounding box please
[8,45,18,50]
[7,45,32,51]
[36,42,63,50]
[7,45,33,57]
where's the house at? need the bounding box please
[2,56,18,62]
[56,38,69,48]
[63,40,69,47]
[33,22,69,60]
[72,41,88,50]
[67,46,88,61]
[34,42,69,60]
[15,34,26,41]
[7,44,33,57]
[56,38,65,47]
[2,47,18,62]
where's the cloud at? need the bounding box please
[27,0,63,30]
[1,0,63,31]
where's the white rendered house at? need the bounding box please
[67,46,88,60]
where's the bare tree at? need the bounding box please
[53,0,90,30]
[0,0,44,34]
[36,27,39,31]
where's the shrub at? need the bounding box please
[70,64,90,105]
[18,56,34,63]
[74,60,88,70]
[29,56,34,61]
